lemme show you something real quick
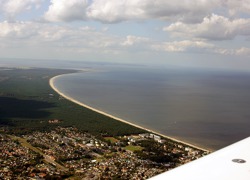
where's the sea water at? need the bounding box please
[53,67,250,150]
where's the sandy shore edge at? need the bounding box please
[49,74,210,152]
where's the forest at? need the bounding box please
[0,67,145,136]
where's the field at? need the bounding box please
[104,137,119,143]
[0,67,145,136]
[125,145,143,152]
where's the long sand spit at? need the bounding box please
[50,74,210,152]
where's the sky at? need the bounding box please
[0,0,250,70]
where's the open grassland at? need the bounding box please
[0,67,145,136]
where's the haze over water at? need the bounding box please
[53,67,250,150]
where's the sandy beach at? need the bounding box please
[50,74,210,152]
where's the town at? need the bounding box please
[0,126,209,179]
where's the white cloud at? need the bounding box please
[150,39,250,57]
[44,0,88,22]
[1,0,249,24]
[164,14,250,40]
[27,0,250,23]
[151,40,214,53]
[213,47,250,57]
[42,0,221,23]
[235,47,250,56]
[223,0,250,16]
[0,0,43,19]
[0,21,124,54]
[87,0,217,23]
[0,21,39,39]
[1,20,248,56]
[121,35,149,46]
[86,0,145,23]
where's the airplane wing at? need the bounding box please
[150,137,250,180]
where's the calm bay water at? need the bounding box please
[53,67,250,150]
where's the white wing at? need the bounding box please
[150,137,250,180]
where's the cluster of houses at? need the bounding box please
[22,127,171,179]
[0,126,208,179]
[0,134,65,179]
[81,149,167,179]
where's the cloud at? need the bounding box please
[0,21,39,39]
[150,39,250,57]
[1,0,244,25]
[0,0,43,19]
[44,0,88,22]
[216,47,250,56]
[87,0,217,23]
[86,0,250,24]
[121,35,149,46]
[151,40,214,53]
[223,0,250,16]
[0,20,249,61]
[1,0,249,24]
[235,47,250,56]
[86,0,145,23]
[43,0,219,23]
[164,14,250,40]
[0,21,123,54]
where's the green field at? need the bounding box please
[125,145,143,152]
[0,67,145,136]
[104,137,119,143]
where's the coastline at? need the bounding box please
[50,74,210,152]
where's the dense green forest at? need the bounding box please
[0,67,145,136]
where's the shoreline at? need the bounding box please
[49,74,210,152]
